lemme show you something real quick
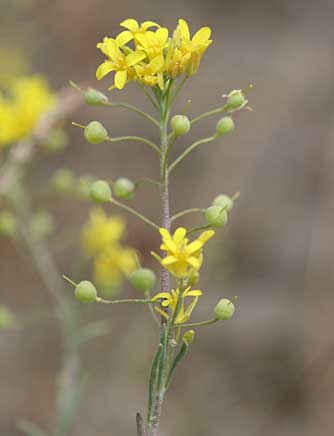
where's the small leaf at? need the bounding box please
[147,344,163,422]
[164,339,189,391]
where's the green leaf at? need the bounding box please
[164,339,189,391]
[147,343,163,422]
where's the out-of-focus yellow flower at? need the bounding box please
[152,287,202,324]
[0,75,55,148]
[82,207,126,257]
[93,245,137,290]
[168,19,212,77]
[96,37,146,89]
[134,55,164,89]
[152,227,215,279]
[135,28,169,61]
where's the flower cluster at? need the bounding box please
[96,18,212,90]
[0,75,56,148]
[82,207,137,293]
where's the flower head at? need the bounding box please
[152,227,214,279]
[134,55,165,89]
[120,19,160,41]
[135,28,169,61]
[96,37,146,89]
[152,287,202,324]
[82,207,126,257]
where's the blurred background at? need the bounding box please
[0,0,333,435]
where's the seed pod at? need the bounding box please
[130,268,156,292]
[170,115,191,136]
[90,180,112,203]
[84,121,108,144]
[213,194,234,212]
[85,88,108,105]
[226,89,246,110]
[205,206,228,228]
[113,177,135,200]
[216,116,234,135]
[75,281,97,303]
[51,168,76,194]
[214,298,235,320]
[183,330,195,344]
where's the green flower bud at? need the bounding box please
[51,168,76,194]
[130,268,156,292]
[0,305,16,330]
[205,206,228,228]
[216,116,234,135]
[226,89,246,110]
[213,194,234,212]
[214,298,235,320]
[85,88,108,105]
[43,128,68,152]
[75,281,97,303]
[29,211,54,240]
[90,180,112,203]
[113,177,135,200]
[188,270,199,287]
[84,121,108,144]
[183,330,195,344]
[170,115,191,136]
[0,211,17,238]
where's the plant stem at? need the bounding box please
[190,105,227,125]
[171,208,205,222]
[107,136,161,156]
[111,199,160,230]
[96,297,156,305]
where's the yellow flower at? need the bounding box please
[94,245,137,291]
[152,287,202,324]
[152,227,215,279]
[134,55,164,89]
[135,28,169,61]
[82,207,126,257]
[96,36,146,89]
[167,19,212,77]
[119,19,160,42]
[0,75,55,148]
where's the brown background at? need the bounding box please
[0,0,333,435]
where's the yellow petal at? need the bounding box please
[186,256,201,269]
[159,228,171,239]
[185,240,203,254]
[178,19,190,40]
[162,255,178,266]
[114,70,127,89]
[142,20,160,31]
[192,27,212,44]
[120,18,139,33]
[152,292,171,301]
[184,290,202,297]
[173,227,187,242]
[156,27,169,45]
[96,61,115,80]
[126,50,146,66]
[116,30,134,47]
[198,230,215,244]
[148,56,164,73]
[155,306,169,320]
[97,37,120,59]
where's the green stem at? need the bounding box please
[168,135,217,173]
[96,297,156,305]
[102,101,159,127]
[190,105,227,125]
[172,318,219,329]
[187,224,213,235]
[111,199,160,230]
[107,136,161,156]
[171,208,205,222]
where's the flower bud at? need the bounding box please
[43,128,68,152]
[75,280,97,303]
[84,121,108,144]
[216,116,234,135]
[213,194,234,212]
[170,115,191,136]
[29,211,54,240]
[51,168,76,194]
[183,330,195,344]
[205,206,228,228]
[113,177,135,200]
[130,268,156,292]
[214,298,235,320]
[226,90,246,110]
[188,270,199,286]
[90,180,112,203]
[85,88,108,105]
[0,211,17,238]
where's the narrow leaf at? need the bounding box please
[147,343,163,422]
[164,339,189,391]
